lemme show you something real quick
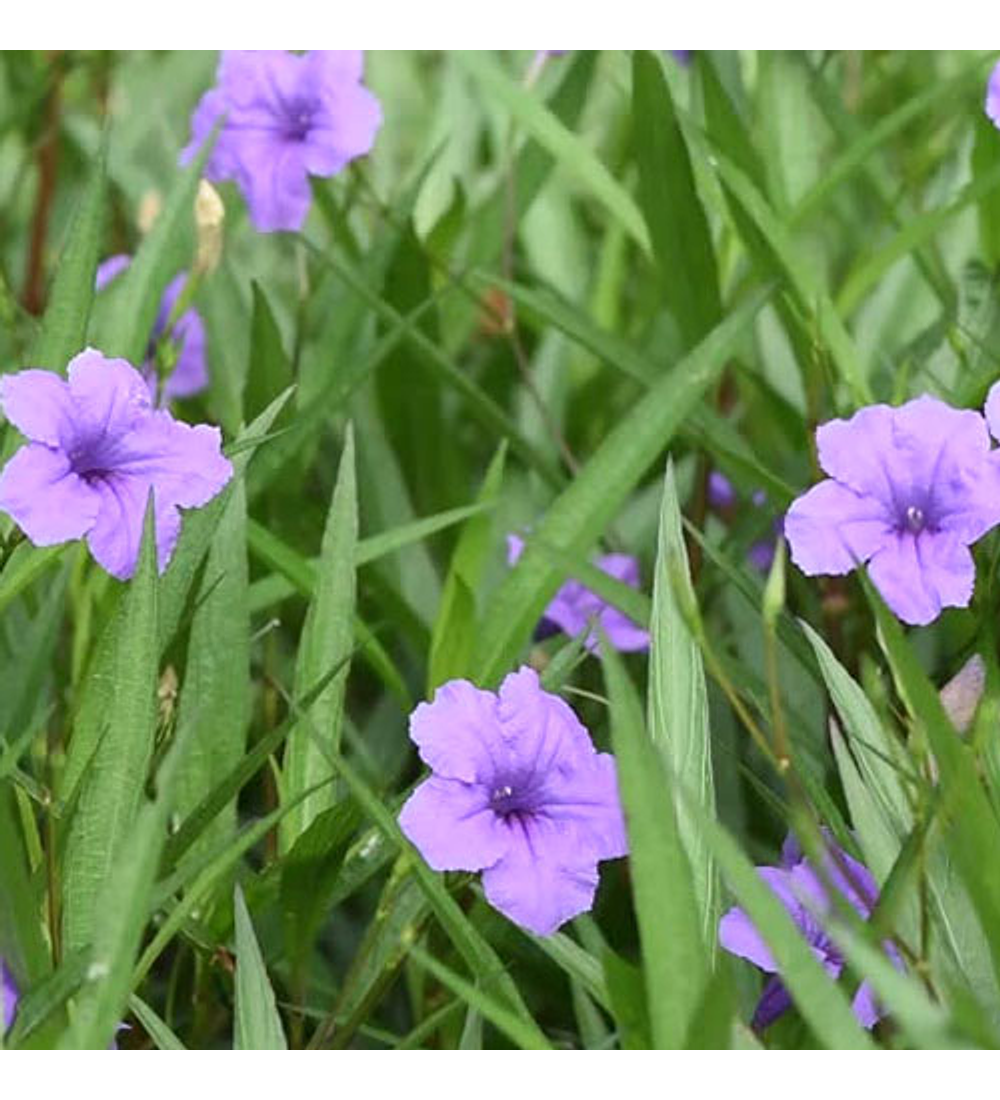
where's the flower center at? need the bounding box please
[904,504,926,533]
[491,783,534,819]
[283,100,317,141]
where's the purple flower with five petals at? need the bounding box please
[784,395,1000,626]
[507,534,649,653]
[182,51,382,233]
[987,61,1000,130]
[96,256,208,403]
[719,833,901,1031]
[1,958,17,1034]
[398,667,628,936]
[0,348,233,580]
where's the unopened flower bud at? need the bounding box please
[194,180,225,275]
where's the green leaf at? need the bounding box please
[474,289,767,685]
[688,804,875,1049]
[29,146,105,368]
[174,476,250,859]
[632,51,720,348]
[454,51,651,256]
[863,575,1000,996]
[281,799,359,979]
[410,946,552,1051]
[244,281,294,422]
[234,884,288,1051]
[127,994,186,1051]
[101,126,214,363]
[280,427,358,852]
[602,631,706,1049]
[648,460,717,947]
[61,496,160,955]
[428,442,506,689]
[59,388,292,808]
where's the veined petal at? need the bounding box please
[409,679,507,784]
[100,411,232,512]
[86,475,181,580]
[235,138,312,232]
[785,479,893,576]
[0,370,75,447]
[481,814,600,936]
[867,530,975,626]
[66,349,151,450]
[0,445,100,545]
[497,665,597,774]
[398,776,508,873]
[537,751,628,862]
[815,404,899,506]
[719,906,777,973]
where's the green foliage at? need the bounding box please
[3,49,1000,1050]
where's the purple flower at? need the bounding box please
[719,833,900,1031]
[708,470,737,510]
[1,959,17,1034]
[507,534,649,653]
[96,256,208,403]
[0,348,233,580]
[182,51,382,233]
[398,667,628,936]
[987,61,1000,130]
[784,395,1000,626]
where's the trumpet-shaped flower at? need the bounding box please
[784,395,1000,625]
[399,667,628,936]
[182,51,382,232]
[719,833,901,1030]
[96,255,208,402]
[0,348,232,580]
[507,534,649,653]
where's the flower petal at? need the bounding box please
[496,665,597,773]
[987,61,1000,131]
[95,254,132,291]
[1,959,17,1033]
[867,531,975,626]
[0,370,75,447]
[152,275,209,401]
[302,83,382,176]
[719,905,778,972]
[85,475,181,580]
[66,349,151,447]
[0,444,100,545]
[235,137,312,232]
[481,815,600,936]
[752,975,793,1031]
[99,411,232,512]
[815,404,899,505]
[398,776,508,873]
[409,678,506,784]
[785,479,893,576]
[537,751,628,862]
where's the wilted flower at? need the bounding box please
[986,60,1000,130]
[96,256,208,403]
[182,51,382,233]
[719,833,901,1030]
[784,395,1000,626]
[507,534,649,653]
[1,959,16,1034]
[0,348,232,580]
[398,667,627,936]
